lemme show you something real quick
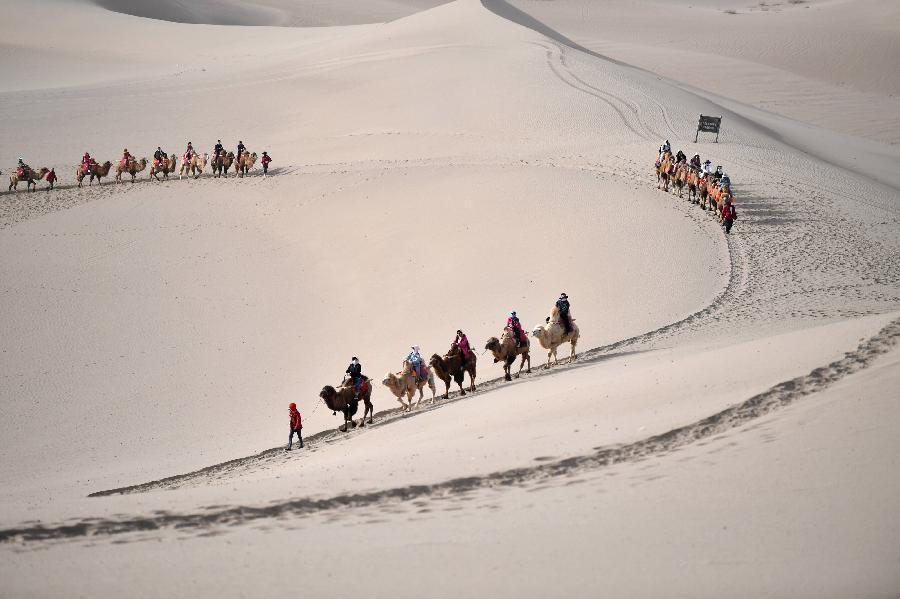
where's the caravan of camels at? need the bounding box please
[6,142,731,436]
[654,144,739,233]
[322,301,580,433]
[7,140,273,192]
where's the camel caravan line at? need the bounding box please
[319,305,579,434]
[7,147,269,193]
[654,145,739,233]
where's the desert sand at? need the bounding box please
[0,0,898,597]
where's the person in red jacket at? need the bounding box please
[722,197,737,234]
[287,402,304,450]
[46,168,57,190]
[261,151,272,177]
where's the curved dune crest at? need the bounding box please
[91,0,453,26]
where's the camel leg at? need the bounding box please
[546,351,552,368]
[515,355,526,378]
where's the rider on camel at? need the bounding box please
[701,160,714,178]
[713,165,723,181]
[555,293,572,334]
[184,142,194,162]
[82,152,92,174]
[345,357,364,397]
[675,150,686,164]
[236,140,246,161]
[121,149,132,168]
[718,173,731,193]
[406,345,426,381]
[213,140,223,159]
[453,330,471,363]
[690,154,702,171]
[507,311,526,348]
[17,158,30,177]
[153,147,166,167]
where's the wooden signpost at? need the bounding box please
[694,115,722,143]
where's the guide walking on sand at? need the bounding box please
[286,403,304,450]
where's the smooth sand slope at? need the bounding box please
[504,0,900,145]
[92,0,452,26]
[1,0,898,596]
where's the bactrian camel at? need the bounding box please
[150,154,178,181]
[485,329,531,382]
[236,152,257,178]
[9,167,49,192]
[320,377,374,432]
[211,151,234,178]
[115,158,147,184]
[381,361,436,411]
[532,307,580,367]
[430,345,477,399]
[179,153,208,179]
[77,161,112,188]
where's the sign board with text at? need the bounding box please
[695,115,722,142]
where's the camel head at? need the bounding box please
[485,337,503,361]
[320,385,337,411]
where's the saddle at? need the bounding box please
[342,375,370,396]
[16,168,29,179]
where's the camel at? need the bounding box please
[429,345,477,399]
[673,163,692,199]
[485,329,531,381]
[686,168,700,204]
[319,378,374,432]
[77,161,113,188]
[179,153,208,179]
[149,154,178,181]
[9,167,49,192]
[236,151,257,178]
[115,158,147,184]
[381,361,436,411]
[532,307,580,367]
[211,151,234,178]
[655,151,673,192]
[698,175,712,209]
[706,179,732,216]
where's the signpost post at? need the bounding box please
[695,115,722,143]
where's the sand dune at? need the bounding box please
[0,0,898,596]
[92,0,452,26]
[503,0,900,145]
